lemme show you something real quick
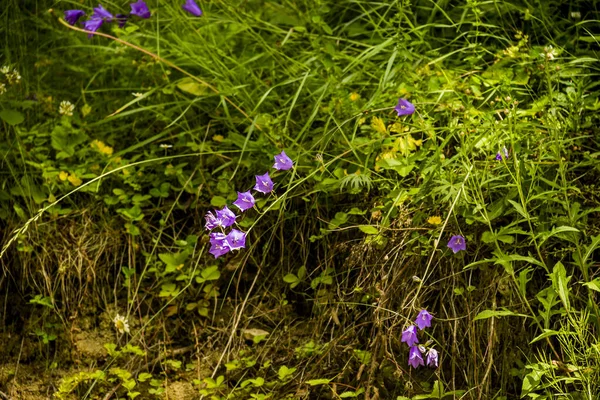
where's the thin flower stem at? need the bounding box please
[54,13,260,131]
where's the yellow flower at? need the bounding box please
[67,173,82,187]
[58,171,69,181]
[349,92,360,102]
[371,117,387,135]
[90,140,114,156]
[427,216,442,225]
[212,135,224,142]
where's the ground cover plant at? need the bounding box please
[1,0,600,398]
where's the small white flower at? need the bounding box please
[0,66,9,74]
[132,92,143,98]
[0,83,6,96]
[59,101,75,116]
[113,314,130,334]
[159,143,173,148]
[6,69,21,85]
[542,45,557,61]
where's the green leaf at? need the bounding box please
[481,231,495,243]
[550,262,571,311]
[137,373,152,382]
[283,274,299,284]
[200,265,220,281]
[210,196,227,207]
[473,309,521,321]
[176,77,206,96]
[508,200,528,219]
[307,378,330,386]
[583,278,600,292]
[0,109,24,125]
[358,225,379,235]
[529,329,561,344]
[340,388,365,398]
[582,235,600,266]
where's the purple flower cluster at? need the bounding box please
[401,310,438,368]
[205,151,293,259]
[65,0,204,37]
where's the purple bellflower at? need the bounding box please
[496,146,509,161]
[84,5,114,37]
[415,309,433,330]
[254,172,274,194]
[426,348,439,367]
[216,206,236,228]
[209,232,226,245]
[273,150,293,171]
[205,211,219,230]
[83,18,104,36]
[182,0,203,16]
[395,98,415,116]
[233,191,256,212]
[130,0,151,18]
[447,235,466,253]
[401,325,419,347]
[225,229,247,251]
[208,232,229,258]
[65,10,85,25]
[92,4,113,20]
[408,346,424,369]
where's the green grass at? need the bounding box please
[0,0,599,399]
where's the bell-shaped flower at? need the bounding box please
[208,232,229,258]
[83,4,114,37]
[254,172,274,194]
[216,206,236,228]
[408,346,424,369]
[65,10,85,25]
[130,0,151,18]
[273,150,293,171]
[204,211,219,230]
[92,4,113,20]
[233,191,256,212]
[225,229,246,251]
[401,325,419,347]
[182,0,203,16]
[394,98,415,116]
[426,348,439,367]
[447,235,466,253]
[415,309,433,330]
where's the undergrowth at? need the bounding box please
[1,0,600,399]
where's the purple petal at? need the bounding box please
[408,346,424,369]
[225,229,246,251]
[64,10,86,26]
[401,325,419,347]
[254,172,274,194]
[447,235,466,253]
[92,4,113,21]
[273,150,294,171]
[130,0,151,18]
[233,191,256,212]
[83,18,104,37]
[182,0,203,16]
[394,98,415,116]
[415,309,433,330]
[426,348,439,367]
[216,206,236,228]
